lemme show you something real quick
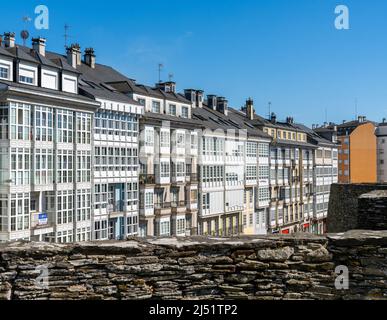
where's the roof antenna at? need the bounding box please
[64,24,71,49]
[168,73,174,82]
[268,101,272,119]
[21,16,32,46]
[158,63,164,83]
[355,98,358,120]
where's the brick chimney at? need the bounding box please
[207,95,217,111]
[270,112,277,124]
[196,90,204,108]
[246,98,254,120]
[217,97,228,116]
[66,44,81,69]
[184,89,197,106]
[3,32,15,48]
[157,81,176,93]
[286,116,294,124]
[32,37,46,56]
[84,48,96,69]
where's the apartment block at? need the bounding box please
[315,117,377,184]
[189,95,272,236]
[0,35,100,242]
[376,122,387,183]
[0,33,144,243]
[0,32,340,242]
[105,80,201,237]
[293,124,339,234]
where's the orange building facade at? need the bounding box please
[337,121,377,183]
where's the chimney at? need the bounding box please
[66,44,81,69]
[0,35,3,47]
[156,81,176,93]
[84,48,96,69]
[207,95,217,111]
[217,97,228,116]
[32,37,46,56]
[270,112,277,124]
[196,90,204,108]
[3,32,15,48]
[184,89,197,106]
[245,98,254,120]
[286,116,294,124]
[342,120,346,124]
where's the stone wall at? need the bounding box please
[1,230,387,300]
[327,183,387,233]
[358,191,387,230]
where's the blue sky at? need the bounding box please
[1,0,387,126]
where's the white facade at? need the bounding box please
[128,88,199,238]
[313,145,338,234]
[93,98,143,240]
[0,88,98,243]
[376,124,387,183]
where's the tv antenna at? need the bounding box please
[168,73,174,82]
[355,98,358,120]
[21,16,32,46]
[158,63,164,83]
[64,24,71,48]
[268,101,272,119]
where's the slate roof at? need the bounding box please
[291,123,337,147]
[0,79,97,104]
[315,119,377,136]
[5,46,39,64]
[192,104,272,140]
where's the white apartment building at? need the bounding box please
[107,81,200,237]
[190,95,272,236]
[313,145,338,234]
[0,33,143,243]
[0,32,339,242]
[235,112,319,235]
[376,122,387,183]
[69,48,144,241]
[294,124,339,234]
[0,35,99,243]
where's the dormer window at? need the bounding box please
[169,104,176,116]
[182,106,189,118]
[152,101,160,113]
[19,67,35,85]
[137,98,145,106]
[19,75,33,84]
[0,65,9,80]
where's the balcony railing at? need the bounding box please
[171,200,186,208]
[154,202,171,210]
[139,174,155,185]
[190,173,198,183]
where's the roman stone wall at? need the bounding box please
[327,183,387,233]
[0,230,386,300]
